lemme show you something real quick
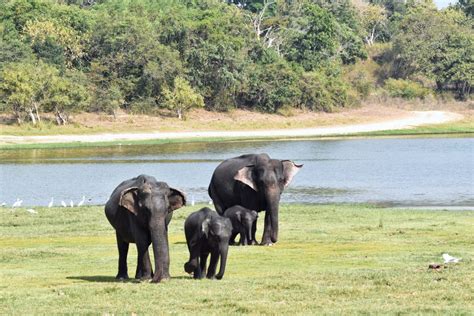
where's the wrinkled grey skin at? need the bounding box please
[208,153,302,245]
[105,175,186,283]
[223,205,258,246]
[184,207,232,280]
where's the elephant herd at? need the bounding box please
[104,153,302,282]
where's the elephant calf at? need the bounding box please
[223,205,258,246]
[184,207,232,280]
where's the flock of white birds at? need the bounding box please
[1,196,87,214]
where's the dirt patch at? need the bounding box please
[65,105,413,132]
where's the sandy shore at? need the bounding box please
[0,110,463,145]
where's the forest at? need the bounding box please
[0,0,472,124]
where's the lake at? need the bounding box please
[0,137,473,207]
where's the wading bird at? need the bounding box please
[77,196,85,207]
[48,197,54,208]
[12,199,23,207]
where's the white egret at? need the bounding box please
[1,202,6,207]
[77,196,85,207]
[48,197,54,208]
[70,200,74,207]
[26,209,37,214]
[12,199,23,207]
[442,253,461,263]
[191,195,195,206]
[61,200,67,207]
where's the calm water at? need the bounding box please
[0,137,473,207]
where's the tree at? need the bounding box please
[390,4,473,97]
[358,3,388,45]
[44,71,90,125]
[162,77,204,120]
[0,61,56,124]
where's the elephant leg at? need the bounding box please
[198,251,209,279]
[250,220,258,245]
[229,232,238,245]
[116,233,129,280]
[239,227,247,245]
[261,212,273,245]
[206,250,219,279]
[185,242,202,279]
[138,249,153,279]
[135,242,152,280]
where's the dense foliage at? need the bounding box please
[0,0,472,124]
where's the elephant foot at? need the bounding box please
[115,273,129,280]
[184,262,196,274]
[151,275,170,283]
[260,240,274,246]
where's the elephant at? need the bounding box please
[184,207,233,280]
[223,205,258,246]
[105,174,186,283]
[208,153,302,245]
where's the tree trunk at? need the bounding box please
[27,108,37,125]
[33,102,41,123]
[55,108,68,125]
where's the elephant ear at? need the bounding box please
[282,160,303,188]
[168,188,186,212]
[119,187,139,216]
[234,165,258,191]
[201,218,211,238]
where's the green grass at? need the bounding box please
[0,204,473,314]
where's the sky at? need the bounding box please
[434,0,457,9]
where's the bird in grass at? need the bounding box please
[77,196,85,207]
[26,209,37,214]
[442,253,461,263]
[1,202,6,207]
[12,199,23,207]
[61,200,67,208]
[48,197,54,208]
[70,200,74,207]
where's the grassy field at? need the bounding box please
[0,204,472,314]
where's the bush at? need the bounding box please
[384,79,431,99]
[298,70,351,112]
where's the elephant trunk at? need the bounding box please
[265,190,280,243]
[215,243,229,280]
[246,224,253,245]
[149,217,170,283]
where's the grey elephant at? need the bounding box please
[208,153,302,245]
[184,207,232,280]
[223,205,258,246]
[105,174,186,283]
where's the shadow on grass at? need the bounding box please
[67,275,194,282]
[67,275,139,283]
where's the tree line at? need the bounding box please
[0,0,472,124]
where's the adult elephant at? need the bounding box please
[105,174,186,283]
[208,154,302,245]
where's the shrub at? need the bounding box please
[384,79,431,99]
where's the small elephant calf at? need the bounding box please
[184,207,232,280]
[223,205,258,246]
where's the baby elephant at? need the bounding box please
[224,205,258,246]
[184,207,232,280]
